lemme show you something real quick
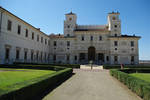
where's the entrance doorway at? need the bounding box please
[88,47,95,61]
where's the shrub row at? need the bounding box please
[0,68,73,100]
[110,69,150,100]
[121,69,150,73]
[13,62,80,68]
[0,64,65,71]
[104,65,150,69]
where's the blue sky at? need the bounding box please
[0,0,150,60]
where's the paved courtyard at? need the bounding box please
[43,67,142,100]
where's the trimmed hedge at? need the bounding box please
[0,68,73,100]
[52,64,80,68]
[121,69,150,73]
[13,62,80,68]
[104,65,150,69]
[110,69,150,100]
[0,64,65,71]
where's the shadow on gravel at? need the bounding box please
[31,73,75,100]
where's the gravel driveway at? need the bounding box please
[43,69,142,100]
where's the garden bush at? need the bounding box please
[13,62,80,68]
[110,69,150,100]
[0,64,65,71]
[143,86,150,100]
[104,65,150,69]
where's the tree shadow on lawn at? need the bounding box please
[32,73,75,100]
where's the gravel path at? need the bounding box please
[43,69,142,100]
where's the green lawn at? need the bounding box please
[0,68,56,93]
[129,73,150,82]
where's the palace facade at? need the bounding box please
[0,7,141,64]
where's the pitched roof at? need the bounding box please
[74,28,108,31]
[65,11,76,15]
[109,35,141,38]
[0,6,49,37]
[49,34,64,38]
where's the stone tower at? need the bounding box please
[107,11,121,36]
[64,11,77,37]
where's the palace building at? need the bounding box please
[0,7,141,64]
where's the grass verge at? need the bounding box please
[0,66,72,100]
[0,68,55,91]
[129,73,150,83]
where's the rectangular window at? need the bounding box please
[79,53,85,60]
[67,41,70,46]
[74,56,77,61]
[32,32,34,40]
[106,56,109,61]
[99,36,102,41]
[48,40,50,46]
[36,52,39,60]
[31,51,34,61]
[114,41,118,46]
[48,54,50,61]
[41,37,43,43]
[81,36,84,41]
[45,39,47,45]
[67,55,70,61]
[53,55,56,61]
[114,56,118,62]
[54,41,57,46]
[16,49,20,60]
[5,48,10,60]
[44,53,46,61]
[25,29,28,37]
[131,56,134,62]
[131,41,134,47]
[24,51,27,60]
[7,20,12,31]
[18,25,21,34]
[41,52,43,61]
[37,35,39,42]
[98,53,104,61]
[91,36,93,41]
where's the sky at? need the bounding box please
[0,0,150,60]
